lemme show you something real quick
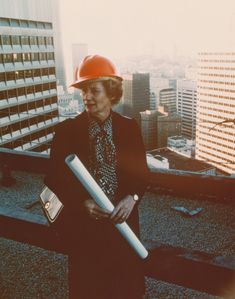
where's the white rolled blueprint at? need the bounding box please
[65,154,148,259]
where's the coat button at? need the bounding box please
[45,202,50,209]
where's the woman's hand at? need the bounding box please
[83,199,111,220]
[110,195,136,224]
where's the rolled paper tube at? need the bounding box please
[65,154,148,259]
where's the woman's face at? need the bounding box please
[80,81,112,121]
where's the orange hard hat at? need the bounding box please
[70,55,123,89]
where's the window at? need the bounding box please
[22,53,31,62]
[46,36,53,46]
[31,52,39,61]
[43,83,50,91]
[0,72,5,82]
[45,22,53,29]
[18,87,26,97]
[24,70,32,78]
[35,84,42,93]
[3,54,13,63]
[50,82,56,89]
[6,72,15,81]
[37,36,45,46]
[49,67,56,75]
[33,69,41,78]
[26,86,34,95]
[47,52,54,60]
[12,35,20,45]
[41,68,49,76]
[28,101,36,111]
[20,19,28,28]
[0,18,10,27]
[13,53,22,62]
[51,96,57,104]
[37,22,44,29]
[2,35,11,45]
[10,19,20,27]
[29,21,37,28]
[29,36,37,46]
[15,70,24,80]
[39,52,47,61]
[8,89,17,98]
[0,90,7,100]
[21,36,29,45]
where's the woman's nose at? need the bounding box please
[82,89,93,100]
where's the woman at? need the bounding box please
[45,55,149,299]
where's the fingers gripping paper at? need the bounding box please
[65,154,148,259]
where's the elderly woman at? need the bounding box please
[45,55,149,299]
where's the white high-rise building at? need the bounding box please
[196,52,235,174]
[177,79,197,140]
[0,0,60,154]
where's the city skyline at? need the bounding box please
[59,0,235,86]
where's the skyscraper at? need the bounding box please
[140,110,158,150]
[0,0,60,153]
[122,73,150,122]
[159,88,177,115]
[71,43,88,112]
[177,79,197,140]
[196,52,235,174]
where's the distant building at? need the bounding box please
[168,136,195,157]
[157,111,181,148]
[149,148,216,174]
[71,43,88,112]
[0,1,60,154]
[149,92,157,110]
[140,110,158,150]
[177,79,197,139]
[150,77,169,109]
[146,153,169,170]
[159,88,177,115]
[196,52,235,175]
[122,73,150,122]
[169,78,177,90]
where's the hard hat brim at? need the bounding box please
[70,75,123,89]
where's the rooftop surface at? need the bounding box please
[149,148,215,172]
[0,169,234,298]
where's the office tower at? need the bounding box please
[157,112,181,148]
[0,0,60,153]
[72,43,88,112]
[169,79,177,90]
[52,0,67,90]
[177,79,197,140]
[140,110,158,150]
[122,73,150,122]
[159,88,177,115]
[150,77,169,110]
[196,52,235,174]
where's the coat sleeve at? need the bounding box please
[44,121,90,210]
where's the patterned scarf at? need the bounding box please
[88,114,118,202]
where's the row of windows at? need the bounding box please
[197,124,235,137]
[199,92,235,101]
[198,104,235,115]
[196,146,235,164]
[198,86,235,93]
[0,35,53,46]
[0,52,55,63]
[197,134,235,151]
[199,79,235,86]
[0,67,56,82]
[1,97,57,117]
[198,111,234,122]
[0,83,57,99]
[2,131,53,151]
[1,111,58,136]
[199,98,235,108]
[199,73,235,78]
[0,17,52,30]
[200,66,235,71]
[199,52,235,56]
[199,59,235,63]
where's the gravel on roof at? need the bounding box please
[0,170,234,298]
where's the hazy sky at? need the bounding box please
[59,0,235,83]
